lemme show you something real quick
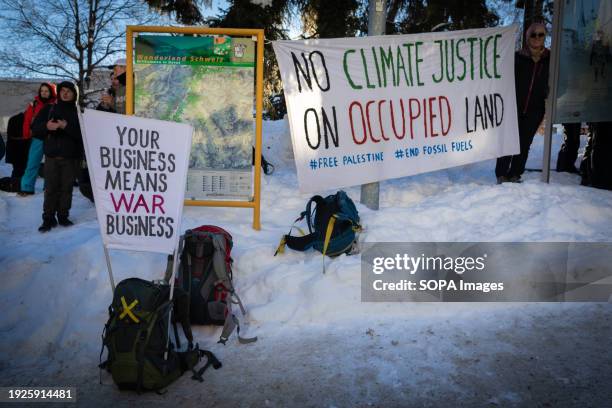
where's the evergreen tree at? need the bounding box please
[145,0,206,24]
[209,0,291,118]
[296,0,361,39]
[143,0,504,118]
[394,0,499,34]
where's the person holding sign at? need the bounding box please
[31,81,83,232]
[495,22,550,184]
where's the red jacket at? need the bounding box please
[23,83,56,139]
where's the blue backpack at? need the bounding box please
[276,191,361,261]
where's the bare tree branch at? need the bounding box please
[0,0,162,104]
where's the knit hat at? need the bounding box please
[57,81,78,102]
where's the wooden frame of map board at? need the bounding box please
[125,26,264,230]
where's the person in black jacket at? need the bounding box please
[5,112,29,178]
[31,81,83,232]
[580,122,612,190]
[0,132,5,161]
[496,22,550,184]
[556,122,581,173]
[96,71,116,113]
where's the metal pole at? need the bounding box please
[164,240,182,359]
[541,0,564,183]
[76,110,115,293]
[361,0,387,210]
[103,246,115,293]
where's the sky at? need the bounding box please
[0,0,526,81]
[202,0,524,39]
[203,0,302,38]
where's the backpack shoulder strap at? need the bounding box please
[189,347,222,382]
[218,296,258,345]
[136,301,170,393]
[282,232,317,252]
[252,146,275,175]
[274,195,325,256]
[305,195,324,234]
[211,234,231,284]
[322,215,338,260]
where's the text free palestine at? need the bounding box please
[310,140,473,169]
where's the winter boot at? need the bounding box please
[496,176,508,184]
[38,216,57,233]
[58,216,74,227]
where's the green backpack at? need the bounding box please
[100,278,221,393]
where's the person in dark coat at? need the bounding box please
[496,22,550,184]
[580,122,612,190]
[556,122,581,173]
[5,112,29,178]
[0,132,5,161]
[590,30,609,82]
[31,81,83,232]
[96,59,126,114]
[96,71,116,113]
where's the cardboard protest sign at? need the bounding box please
[273,25,519,192]
[81,109,192,254]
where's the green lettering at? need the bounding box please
[360,49,376,89]
[415,41,424,86]
[379,46,396,87]
[484,35,494,79]
[402,43,415,86]
[445,39,455,82]
[456,39,467,81]
[493,34,502,79]
[432,40,444,83]
[479,37,484,79]
[467,37,478,80]
[395,46,411,86]
[371,47,382,87]
[343,49,362,89]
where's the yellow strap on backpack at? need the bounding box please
[322,215,337,273]
[274,236,287,256]
[275,223,307,256]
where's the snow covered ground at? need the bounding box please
[1,121,611,407]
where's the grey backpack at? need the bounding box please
[167,225,256,345]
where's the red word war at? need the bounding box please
[110,192,166,215]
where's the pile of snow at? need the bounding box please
[0,120,611,387]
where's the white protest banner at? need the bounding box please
[273,25,519,192]
[81,109,193,254]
